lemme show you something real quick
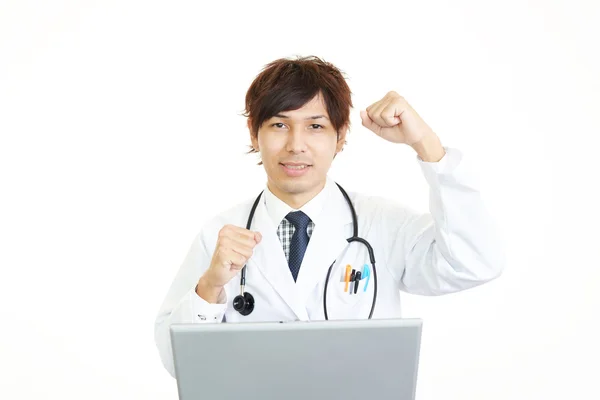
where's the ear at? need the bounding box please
[335,124,349,153]
[248,118,259,151]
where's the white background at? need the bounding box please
[1,1,599,399]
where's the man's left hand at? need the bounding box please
[360,91,437,145]
[360,91,445,161]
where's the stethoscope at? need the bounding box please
[232,182,378,320]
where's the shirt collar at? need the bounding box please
[263,177,334,229]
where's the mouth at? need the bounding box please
[279,162,312,177]
[280,163,311,169]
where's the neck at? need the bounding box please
[267,179,326,209]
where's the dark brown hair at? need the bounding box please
[243,55,353,155]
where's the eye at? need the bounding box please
[310,124,324,129]
[271,123,286,129]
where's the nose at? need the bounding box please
[285,126,307,153]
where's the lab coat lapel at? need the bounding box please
[247,195,308,320]
[296,183,353,304]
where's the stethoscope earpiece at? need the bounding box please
[233,292,255,316]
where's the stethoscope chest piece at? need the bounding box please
[233,291,255,316]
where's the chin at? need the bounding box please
[276,180,307,193]
[283,176,326,194]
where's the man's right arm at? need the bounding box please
[153,230,228,378]
[153,224,261,378]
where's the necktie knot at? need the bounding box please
[285,211,311,231]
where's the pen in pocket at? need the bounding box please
[362,264,371,292]
[344,265,352,292]
[354,271,362,294]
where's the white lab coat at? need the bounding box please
[154,147,505,378]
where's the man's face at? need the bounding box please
[250,93,346,207]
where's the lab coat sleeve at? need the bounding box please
[385,146,506,295]
[154,228,228,378]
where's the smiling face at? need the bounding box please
[250,93,347,209]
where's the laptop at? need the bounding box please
[170,318,423,400]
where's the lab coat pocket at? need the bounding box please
[335,278,369,306]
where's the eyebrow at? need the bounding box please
[273,114,329,121]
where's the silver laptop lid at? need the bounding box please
[170,318,422,400]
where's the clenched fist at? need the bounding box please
[360,91,435,146]
[196,225,262,303]
[360,91,446,162]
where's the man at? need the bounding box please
[154,55,505,378]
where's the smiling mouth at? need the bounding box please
[279,163,313,176]
[280,163,312,169]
